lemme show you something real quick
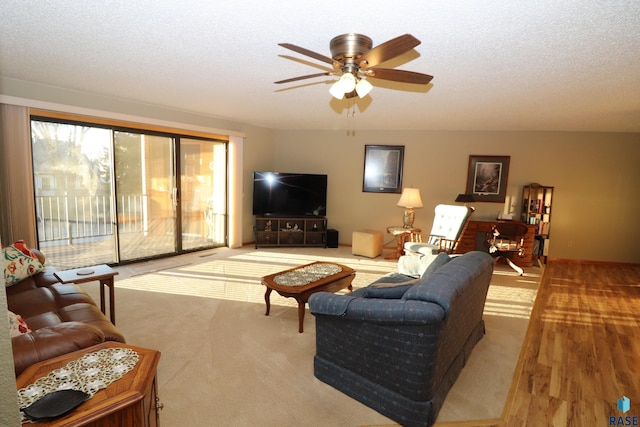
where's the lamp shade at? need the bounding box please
[329,81,346,99]
[455,193,475,203]
[339,73,356,93]
[355,78,373,98]
[397,188,423,208]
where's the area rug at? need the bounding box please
[78,247,541,426]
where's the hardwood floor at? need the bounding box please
[499,260,640,427]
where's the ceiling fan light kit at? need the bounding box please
[276,33,433,102]
[329,73,373,100]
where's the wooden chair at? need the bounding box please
[486,221,529,275]
[403,204,475,256]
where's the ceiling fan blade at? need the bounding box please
[358,34,421,68]
[274,72,332,84]
[278,43,338,67]
[366,68,433,85]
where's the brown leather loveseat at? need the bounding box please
[5,247,125,376]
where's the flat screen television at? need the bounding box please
[252,172,327,217]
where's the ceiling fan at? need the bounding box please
[275,33,433,99]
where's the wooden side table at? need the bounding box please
[385,226,422,259]
[16,342,161,427]
[55,265,119,325]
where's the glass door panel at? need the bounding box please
[31,121,117,269]
[114,131,176,261]
[180,138,227,250]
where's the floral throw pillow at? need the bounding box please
[12,239,38,258]
[3,244,45,287]
[8,311,31,338]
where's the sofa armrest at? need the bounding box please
[343,298,445,324]
[12,322,105,377]
[309,293,445,325]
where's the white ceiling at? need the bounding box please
[1,0,640,132]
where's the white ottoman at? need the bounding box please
[352,230,384,258]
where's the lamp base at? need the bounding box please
[402,208,415,228]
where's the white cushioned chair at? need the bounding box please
[403,204,474,256]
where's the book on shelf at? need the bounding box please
[540,222,550,236]
[528,199,544,214]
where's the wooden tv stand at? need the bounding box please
[254,216,327,248]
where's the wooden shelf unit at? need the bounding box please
[254,216,327,248]
[456,220,537,267]
[520,183,554,262]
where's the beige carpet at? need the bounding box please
[79,246,541,427]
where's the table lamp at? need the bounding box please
[397,188,423,228]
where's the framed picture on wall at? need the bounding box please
[466,155,510,202]
[363,145,404,193]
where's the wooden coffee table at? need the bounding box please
[262,261,355,333]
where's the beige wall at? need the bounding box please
[0,294,20,427]
[266,130,640,264]
[240,127,277,239]
[2,77,638,264]
[0,223,20,426]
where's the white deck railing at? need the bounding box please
[36,194,147,243]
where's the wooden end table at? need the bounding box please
[54,265,119,325]
[16,342,161,427]
[385,226,422,259]
[261,261,355,333]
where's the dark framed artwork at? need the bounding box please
[363,145,404,193]
[466,155,510,202]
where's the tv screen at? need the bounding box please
[252,172,327,217]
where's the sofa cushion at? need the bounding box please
[8,287,58,320]
[3,244,45,287]
[421,252,451,278]
[364,277,421,299]
[8,311,31,338]
[403,251,494,312]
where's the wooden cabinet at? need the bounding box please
[521,183,553,262]
[254,216,327,248]
[456,220,537,267]
[17,342,161,427]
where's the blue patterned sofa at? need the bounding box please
[308,251,494,427]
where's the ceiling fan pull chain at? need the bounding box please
[347,99,355,118]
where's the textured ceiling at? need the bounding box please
[1,0,639,132]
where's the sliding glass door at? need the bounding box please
[114,131,177,261]
[31,119,227,269]
[31,120,117,268]
[180,138,227,251]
